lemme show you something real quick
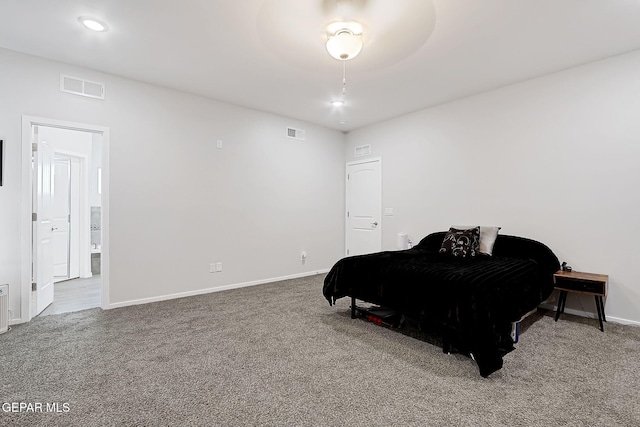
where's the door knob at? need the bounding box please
[51,226,58,231]
[371,222,378,228]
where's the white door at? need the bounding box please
[53,158,71,281]
[32,128,55,315]
[345,158,382,256]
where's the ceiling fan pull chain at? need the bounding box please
[342,60,347,95]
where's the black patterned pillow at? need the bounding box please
[439,227,481,258]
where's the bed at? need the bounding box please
[323,229,560,377]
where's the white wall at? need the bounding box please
[345,50,640,325]
[38,126,101,209]
[39,126,93,156]
[0,48,345,321]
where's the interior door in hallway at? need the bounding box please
[52,156,81,282]
[53,158,71,280]
[32,128,55,315]
[345,158,382,257]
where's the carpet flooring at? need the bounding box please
[1,274,639,426]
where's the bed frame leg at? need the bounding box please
[351,296,356,319]
[442,335,452,354]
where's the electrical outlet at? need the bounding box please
[216,262,223,272]
[209,263,216,273]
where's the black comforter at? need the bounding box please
[323,232,560,377]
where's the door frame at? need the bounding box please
[20,115,110,322]
[345,157,382,257]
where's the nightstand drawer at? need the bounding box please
[554,277,605,295]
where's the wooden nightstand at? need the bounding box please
[553,270,608,331]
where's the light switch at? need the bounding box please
[384,208,394,216]
[216,139,223,149]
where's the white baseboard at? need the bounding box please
[107,269,330,310]
[539,303,640,327]
[605,316,640,327]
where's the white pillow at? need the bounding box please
[452,225,501,256]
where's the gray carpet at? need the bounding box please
[1,274,639,426]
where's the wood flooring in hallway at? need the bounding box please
[39,275,102,317]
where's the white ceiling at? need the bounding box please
[1,0,640,132]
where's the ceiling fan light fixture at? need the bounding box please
[326,23,363,60]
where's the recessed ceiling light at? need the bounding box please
[331,100,345,107]
[78,16,108,32]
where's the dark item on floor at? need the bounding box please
[354,305,402,329]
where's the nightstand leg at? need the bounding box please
[595,296,605,332]
[597,296,606,322]
[555,291,568,322]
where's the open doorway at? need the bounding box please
[31,124,103,316]
[21,116,110,322]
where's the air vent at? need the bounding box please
[354,144,371,157]
[286,127,305,140]
[60,74,105,100]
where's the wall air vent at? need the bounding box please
[286,127,305,141]
[60,74,105,100]
[354,144,371,157]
